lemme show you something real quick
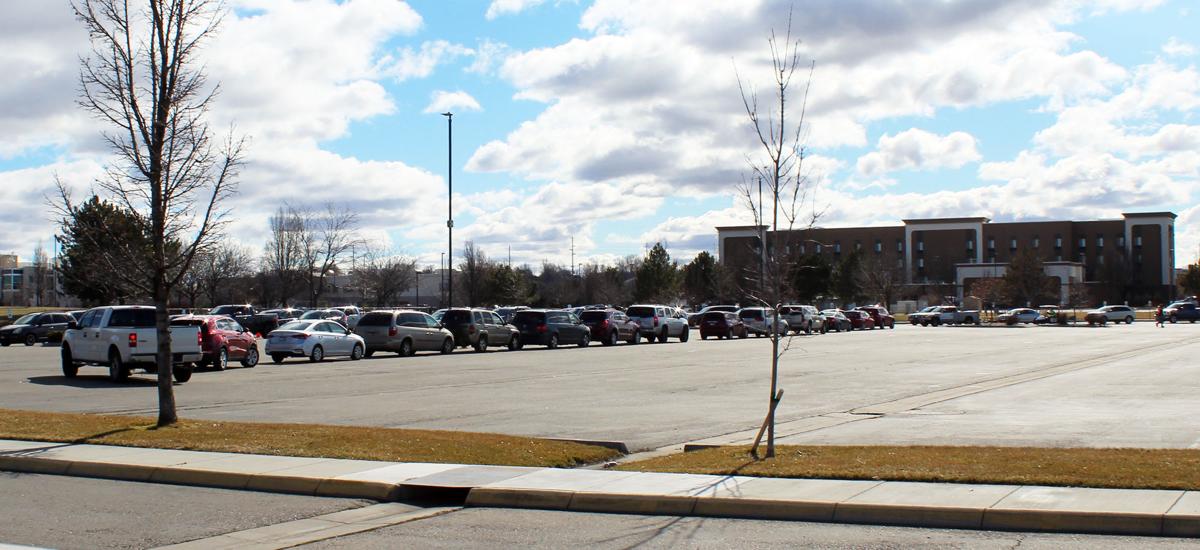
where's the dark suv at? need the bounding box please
[440,308,520,352]
[509,309,591,349]
[0,312,74,346]
[579,309,641,346]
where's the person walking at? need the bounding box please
[1155,304,1165,327]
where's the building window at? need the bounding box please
[1010,238,1017,250]
[815,244,822,254]
[855,241,861,250]
[1117,236,1124,247]
[1078,237,1086,248]
[897,240,904,252]
[1096,235,1104,248]
[834,242,841,254]
[1098,255,1105,265]
[967,239,974,250]
[917,258,924,268]
[896,258,903,268]
[1032,237,1040,248]
[799,244,806,254]
[874,240,882,253]
[1055,254,1062,261]
[1135,236,1143,247]
[987,238,995,250]
[917,240,924,252]
[1055,236,1062,248]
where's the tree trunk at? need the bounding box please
[155,272,177,426]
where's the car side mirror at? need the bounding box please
[344,328,352,335]
[67,321,79,330]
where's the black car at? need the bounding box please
[509,309,591,349]
[0,312,74,346]
[441,308,520,351]
[579,309,641,346]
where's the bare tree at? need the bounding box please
[734,10,818,458]
[300,205,360,307]
[353,245,416,307]
[56,0,242,426]
[263,205,307,306]
[858,253,900,308]
[198,242,254,306]
[31,242,51,306]
[460,241,491,307]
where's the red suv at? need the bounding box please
[170,315,259,369]
[699,311,748,340]
[855,306,895,329]
[579,309,642,346]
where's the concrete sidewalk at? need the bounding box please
[1,439,1196,538]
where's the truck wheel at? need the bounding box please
[309,345,324,362]
[658,329,668,343]
[24,334,37,346]
[1170,315,1177,323]
[241,347,259,368]
[679,327,689,342]
[61,346,78,378]
[215,348,228,371]
[271,353,286,364]
[964,317,974,325]
[108,350,129,383]
[173,364,193,383]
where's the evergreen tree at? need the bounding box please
[57,196,152,306]
[1179,263,1200,296]
[681,251,722,306]
[832,250,863,305]
[634,242,679,303]
[789,254,831,303]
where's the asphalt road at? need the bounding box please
[0,472,369,549]
[1,322,1197,451]
[301,507,1194,549]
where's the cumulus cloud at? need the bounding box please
[382,40,474,82]
[1162,37,1197,57]
[856,129,981,176]
[485,0,547,20]
[423,90,483,114]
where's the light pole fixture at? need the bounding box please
[442,111,454,307]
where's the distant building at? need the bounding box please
[0,254,75,308]
[717,212,1177,306]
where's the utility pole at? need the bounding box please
[442,111,454,308]
[570,237,575,276]
[508,245,512,267]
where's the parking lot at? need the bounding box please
[1,322,1198,452]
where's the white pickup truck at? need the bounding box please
[61,306,203,383]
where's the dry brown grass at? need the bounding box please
[619,445,1200,490]
[0,408,619,468]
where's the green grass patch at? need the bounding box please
[0,408,620,468]
[619,445,1200,491]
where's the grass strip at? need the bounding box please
[619,445,1200,491]
[0,408,620,468]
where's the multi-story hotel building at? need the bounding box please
[717,212,1177,305]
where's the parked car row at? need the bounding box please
[694,304,895,340]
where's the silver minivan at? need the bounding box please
[354,310,454,357]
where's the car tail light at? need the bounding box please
[653,316,659,327]
[197,331,203,346]
[292,334,308,340]
[388,326,398,337]
[128,333,137,348]
[468,324,476,334]
[600,319,609,329]
[535,323,547,333]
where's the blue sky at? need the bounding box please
[1,0,1198,269]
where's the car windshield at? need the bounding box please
[277,321,314,331]
[13,314,37,325]
[702,312,726,321]
[299,310,329,319]
[442,310,472,324]
[209,306,240,314]
[356,312,393,326]
[512,311,544,324]
[579,311,607,322]
[626,306,654,317]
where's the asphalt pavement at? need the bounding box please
[1,323,1198,451]
[0,472,370,549]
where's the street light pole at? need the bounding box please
[442,112,454,308]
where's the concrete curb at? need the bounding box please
[2,440,1198,538]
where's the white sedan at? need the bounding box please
[265,320,365,363]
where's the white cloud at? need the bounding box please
[423,90,482,114]
[1163,37,1197,57]
[485,0,547,20]
[381,40,474,81]
[465,39,513,75]
[856,129,981,177]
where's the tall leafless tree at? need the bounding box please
[31,242,51,306]
[734,9,818,458]
[263,205,308,306]
[300,205,361,307]
[353,244,416,307]
[198,242,254,306]
[56,0,242,426]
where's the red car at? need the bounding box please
[579,309,642,346]
[841,310,876,330]
[699,311,748,340]
[855,306,895,329]
[169,315,259,369]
